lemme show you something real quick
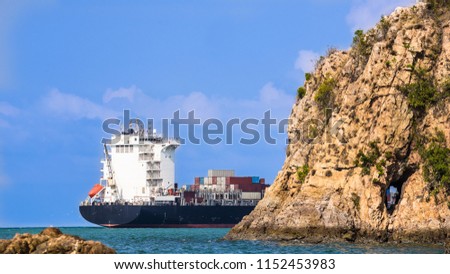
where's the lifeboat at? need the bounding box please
[88,184,104,198]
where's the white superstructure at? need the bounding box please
[99,129,180,204]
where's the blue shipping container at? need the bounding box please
[252,176,259,184]
[200,177,204,184]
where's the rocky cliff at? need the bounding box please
[0,227,116,254]
[226,1,450,244]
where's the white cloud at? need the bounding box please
[102,87,220,121]
[347,0,416,31]
[0,101,20,116]
[38,83,294,127]
[178,92,220,119]
[294,50,320,73]
[100,84,294,122]
[103,85,138,103]
[259,82,294,109]
[42,89,117,120]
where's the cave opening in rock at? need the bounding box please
[385,167,415,214]
[386,186,399,213]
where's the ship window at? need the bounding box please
[130,146,134,153]
[115,146,119,153]
[119,146,124,153]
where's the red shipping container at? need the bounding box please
[183,191,196,198]
[242,184,268,192]
[240,184,262,192]
[229,177,252,185]
[212,176,217,184]
[195,177,200,184]
[226,177,231,185]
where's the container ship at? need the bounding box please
[79,129,268,228]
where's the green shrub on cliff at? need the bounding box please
[297,86,306,100]
[305,73,312,81]
[399,67,437,111]
[379,16,391,38]
[426,0,450,11]
[402,81,437,111]
[352,29,372,59]
[421,130,450,196]
[354,141,382,176]
[314,77,336,108]
[296,165,310,184]
[400,67,450,112]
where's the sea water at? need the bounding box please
[0,227,444,254]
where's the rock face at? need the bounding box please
[226,2,450,244]
[0,227,116,254]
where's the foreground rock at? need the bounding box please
[0,227,115,254]
[226,1,450,244]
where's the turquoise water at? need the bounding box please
[0,227,445,254]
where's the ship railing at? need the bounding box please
[139,151,154,155]
[146,137,180,145]
[146,175,162,180]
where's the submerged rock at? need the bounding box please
[0,227,115,254]
[226,1,450,244]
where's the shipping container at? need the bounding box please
[230,184,239,190]
[252,176,260,184]
[189,185,198,191]
[208,169,235,177]
[212,176,217,184]
[240,184,265,192]
[217,177,226,185]
[226,177,231,185]
[200,177,204,185]
[259,178,265,184]
[229,177,253,185]
[242,192,262,200]
[195,177,200,184]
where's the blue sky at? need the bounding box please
[0,0,415,227]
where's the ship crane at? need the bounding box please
[103,143,117,191]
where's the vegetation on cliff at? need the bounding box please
[227,1,450,245]
[421,130,450,197]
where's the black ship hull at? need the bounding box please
[79,205,255,228]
